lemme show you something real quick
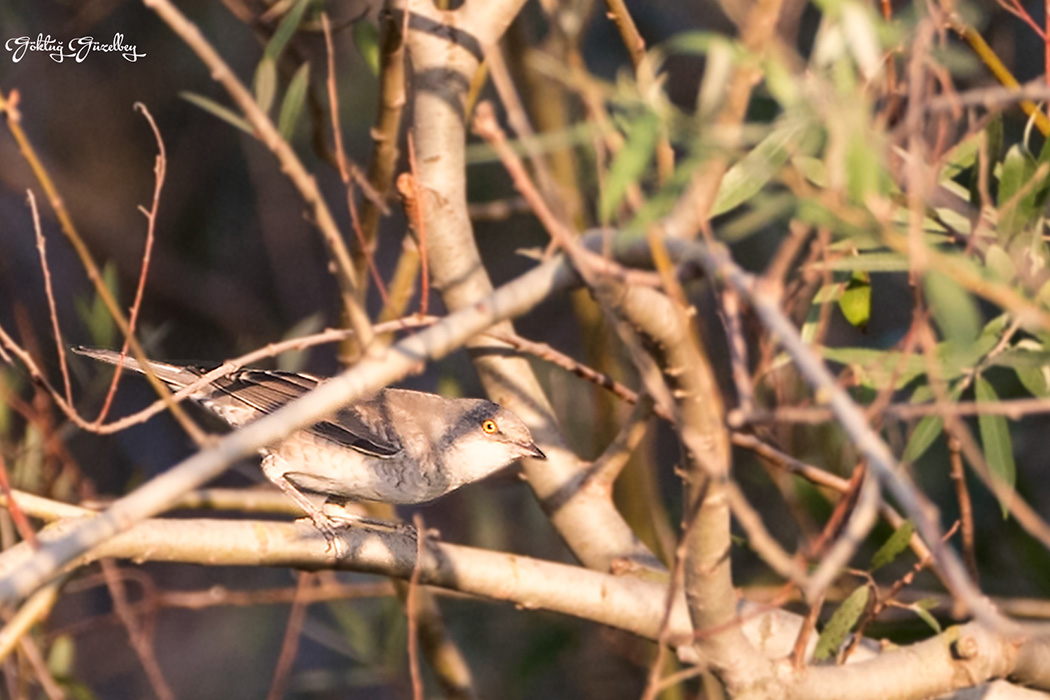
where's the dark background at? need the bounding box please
[0,0,1046,698]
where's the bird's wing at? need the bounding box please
[210,370,402,457]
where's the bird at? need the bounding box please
[72,346,546,552]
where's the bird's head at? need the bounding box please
[441,400,546,487]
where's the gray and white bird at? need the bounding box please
[73,347,545,549]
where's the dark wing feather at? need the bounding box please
[208,370,402,457]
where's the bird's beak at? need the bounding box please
[522,442,546,460]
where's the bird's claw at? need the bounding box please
[299,514,349,559]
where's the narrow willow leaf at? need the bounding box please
[997,144,1036,239]
[969,115,1001,206]
[266,0,312,62]
[941,127,980,183]
[806,251,909,273]
[869,520,914,571]
[599,111,660,223]
[975,376,1017,517]
[353,21,380,76]
[278,62,310,138]
[841,1,881,80]
[911,599,943,634]
[814,586,870,661]
[253,56,277,115]
[902,414,944,464]
[1033,124,1050,212]
[901,382,964,464]
[923,271,980,344]
[180,92,253,134]
[984,244,1016,284]
[74,261,119,349]
[712,120,809,217]
[1007,340,1050,397]
[821,346,927,389]
[846,135,885,202]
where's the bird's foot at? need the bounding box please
[321,500,411,534]
[299,512,349,559]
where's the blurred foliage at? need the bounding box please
[2,0,1050,697]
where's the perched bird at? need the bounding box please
[73,347,546,551]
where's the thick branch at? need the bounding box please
[402,0,657,571]
[1,511,1044,698]
[596,279,775,691]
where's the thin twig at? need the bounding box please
[587,396,654,490]
[405,133,429,317]
[720,287,754,414]
[94,103,165,427]
[599,0,674,181]
[486,330,673,422]
[639,483,706,700]
[101,559,174,700]
[407,514,425,700]
[27,191,71,409]
[322,13,390,313]
[948,437,978,581]
[266,572,312,700]
[483,42,569,222]
[355,7,406,286]
[0,455,37,549]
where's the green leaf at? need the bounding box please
[902,414,943,464]
[941,127,980,184]
[1015,366,1050,397]
[984,244,1016,283]
[719,193,798,242]
[975,376,1017,517]
[901,381,966,463]
[869,520,914,571]
[924,271,980,344]
[838,270,871,329]
[664,31,740,56]
[278,61,310,138]
[968,115,1001,206]
[910,598,943,633]
[712,119,811,217]
[353,21,381,76]
[74,261,119,348]
[820,346,925,390]
[814,585,870,662]
[846,134,885,202]
[1008,340,1050,397]
[792,155,828,188]
[1033,124,1050,212]
[253,56,278,115]
[180,92,254,134]
[599,110,660,223]
[48,634,75,677]
[265,0,312,62]
[988,347,1050,371]
[998,144,1037,239]
[276,312,324,372]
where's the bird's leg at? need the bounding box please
[261,454,347,557]
[322,497,415,535]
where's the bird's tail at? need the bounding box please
[71,346,199,390]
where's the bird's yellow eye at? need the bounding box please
[482,419,498,434]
